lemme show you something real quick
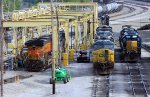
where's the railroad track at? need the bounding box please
[142,44,150,52]
[92,46,150,97]
[110,2,149,21]
[92,75,109,97]
[110,5,135,18]
[127,63,148,97]
[124,0,150,7]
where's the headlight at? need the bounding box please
[126,36,130,38]
[132,36,137,38]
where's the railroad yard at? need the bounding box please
[1,0,150,97]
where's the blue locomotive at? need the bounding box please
[119,25,142,60]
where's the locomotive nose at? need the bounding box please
[126,41,138,53]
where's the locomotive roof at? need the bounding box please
[25,35,51,47]
[93,40,114,45]
[96,26,112,32]
[96,31,113,34]
[39,34,52,38]
[121,28,138,35]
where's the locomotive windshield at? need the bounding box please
[96,31,112,40]
[97,31,112,35]
[121,28,138,36]
[93,44,114,50]
[96,26,112,32]
[104,44,114,50]
[93,40,114,50]
[127,30,138,35]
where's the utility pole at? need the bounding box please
[50,0,56,94]
[0,0,4,97]
[56,4,61,67]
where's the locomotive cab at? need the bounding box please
[24,35,52,71]
[93,40,114,70]
[96,25,112,32]
[95,31,114,42]
[119,26,141,61]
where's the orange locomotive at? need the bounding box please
[24,35,52,71]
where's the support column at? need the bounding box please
[13,28,17,55]
[26,27,30,41]
[64,21,69,53]
[46,25,49,34]
[63,22,69,66]
[74,20,79,51]
[18,28,23,51]
[94,4,99,32]
[28,28,32,40]
[37,26,42,36]
[79,23,82,45]
[83,18,87,50]
[90,15,94,46]
[22,27,27,44]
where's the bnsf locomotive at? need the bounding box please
[24,35,52,71]
[119,25,142,61]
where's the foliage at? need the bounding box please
[3,0,21,12]
[23,0,91,4]
[3,0,91,12]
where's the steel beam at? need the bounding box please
[3,21,52,27]
[38,2,98,6]
[25,18,68,22]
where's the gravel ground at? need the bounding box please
[4,63,95,97]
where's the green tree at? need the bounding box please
[3,0,21,12]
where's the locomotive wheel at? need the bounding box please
[24,60,43,72]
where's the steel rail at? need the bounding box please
[127,63,136,97]
[127,62,148,97]
[111,2,149,21]
[110,5,135,18]
[137,63,148,97]
[142,44,150,52]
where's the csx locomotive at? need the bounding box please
[93,26,114,73]
[24,35,52,71]
[119,25,142,61]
